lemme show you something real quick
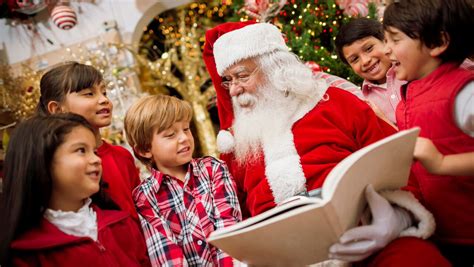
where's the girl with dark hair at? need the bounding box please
[0,113,150,266]
[37,61,141,221]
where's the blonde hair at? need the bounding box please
[124,95,193,168]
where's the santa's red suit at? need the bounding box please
[203,21,450,266]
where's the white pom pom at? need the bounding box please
[217,130,235,153]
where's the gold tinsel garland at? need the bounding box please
[0,64,41,121]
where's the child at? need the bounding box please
[37,61,141,220]
[0,113,150,266]
[383,0,474,264]
[335,17,405,125]
[124,95,241,266]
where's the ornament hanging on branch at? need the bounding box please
[305,61,321,73]
[14,0,47,15]
[243,0,287,22]
[51,3,77,30]
[336,0,383,18]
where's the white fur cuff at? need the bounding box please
[380,190,435,239]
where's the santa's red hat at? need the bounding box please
[203,21,288,153]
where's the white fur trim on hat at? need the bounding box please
[380,190,435,239]
[213,23,288,76]
[217,129,235,154]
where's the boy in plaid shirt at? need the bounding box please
[124,95,241,267]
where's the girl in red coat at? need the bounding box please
[0,113,150,267]
[36,62,141,220]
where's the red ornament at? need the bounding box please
[305,61,321,72]
[51,5,77,30]
[244,0,287,22]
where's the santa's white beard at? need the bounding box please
[232,85,297,164]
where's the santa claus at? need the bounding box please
[203,21,450,265]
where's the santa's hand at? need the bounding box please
[328,185,411,262]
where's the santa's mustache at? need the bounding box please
[232,93,258,110]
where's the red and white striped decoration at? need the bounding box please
[51,5,77,30]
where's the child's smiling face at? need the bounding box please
[50,126,102,211]
[342,36,392,84]
[56,82,113,129]
[384,26,441,82]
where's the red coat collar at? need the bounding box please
[11,206,129,250]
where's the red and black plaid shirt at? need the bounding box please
[133,157,241,267]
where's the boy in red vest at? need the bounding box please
[332,0,474,265]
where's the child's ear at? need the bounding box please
[429,31,450,57]
[47,101,63,114]
[135,146,153,159]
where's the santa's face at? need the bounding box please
[222,58,264,111]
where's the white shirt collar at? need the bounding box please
[44,198,98,241]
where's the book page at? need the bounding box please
[209,196,322,238]
[209,202,336,266]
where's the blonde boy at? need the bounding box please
[124,95,241,266]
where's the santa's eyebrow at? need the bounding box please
[229,66,252,75]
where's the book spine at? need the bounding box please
[323,203,344,237]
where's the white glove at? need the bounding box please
[328,184,412,262]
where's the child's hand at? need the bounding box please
[414,137,443,174]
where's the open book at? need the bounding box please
[207,128,420,266]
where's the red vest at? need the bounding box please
[397,63,474,245]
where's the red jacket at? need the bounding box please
[226,88,396,216]
[397,62,474,245]
[98,141,141,220]
[10,206,150,267]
